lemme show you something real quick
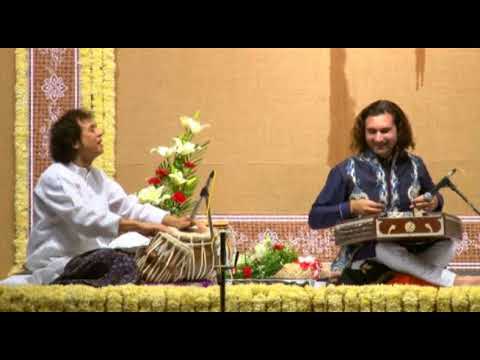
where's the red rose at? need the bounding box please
[171,191,187,204]
[156,167,170,177]
[148,177,161,186]
[243,266,253,279]
[184,161,196,169]
[273,243,285,251]
[299,262,310,271]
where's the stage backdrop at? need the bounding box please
[116,48,480,216]
[1,48,480,277]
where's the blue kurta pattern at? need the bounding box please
[308,150,443,271]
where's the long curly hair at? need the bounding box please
[350,100,415,154]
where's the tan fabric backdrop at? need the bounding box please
[2,48,480,277]
[116,48,332,215]
[116,48,480,215]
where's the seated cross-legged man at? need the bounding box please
[308,100,480,286]
[1,109,204,287]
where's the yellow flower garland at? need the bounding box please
[385,286,403,312]
[468,287,480,312]
[402,287,420,312]
[79,48,92,110]
[2,284,480,312]
[79,48,116,178]
[371,285,387,312]
[359,286,373,312]
[11,48,29,275]
[102,48,116,178]
[451,287,469,312]
[343,286,361,312]
[419,286,437,312]
[437,287,454,312]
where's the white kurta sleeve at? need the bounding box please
[103,174,169,224]
[35,171,122,239]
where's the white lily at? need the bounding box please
[137,185,165,206]
[180,142,196,155]
[180,115,210,134]
[150,146,174,157]
[254,243,267,258]
[173,137,196,156]
[168,170,187,185]
[263,232,273,247]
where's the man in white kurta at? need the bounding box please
[1,109,195,285]
[26,161,169,284]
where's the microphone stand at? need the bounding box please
[218,230,228,312]
[199,173,235,312]
[211,202,236,312]
[447,180,480,216]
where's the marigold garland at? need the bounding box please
[468,287,480,312]
[419,286,437,312]
[371,285,387,312]
[11,48,29,275]
[437,287,454,312]
[402,288,420,312]
[343,287,360,312]
[385,286,403,312]
[2,284,480,312]
[79,48,116,178]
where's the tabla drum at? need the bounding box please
[135,226,232,283]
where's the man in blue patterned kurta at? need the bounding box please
[309,100,479,286]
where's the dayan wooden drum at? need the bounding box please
[136,225,232,283]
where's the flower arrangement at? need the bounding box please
[233,232,299,279]
[137,112,210,216]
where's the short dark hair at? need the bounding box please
[50,109,93,163]
[350,100,415,154]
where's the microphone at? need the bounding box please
[189,170,215,220]
[200,170,215,198]
[423,168,457,202]
[422,167,480,216]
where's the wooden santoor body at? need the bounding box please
[334,212,462,246]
